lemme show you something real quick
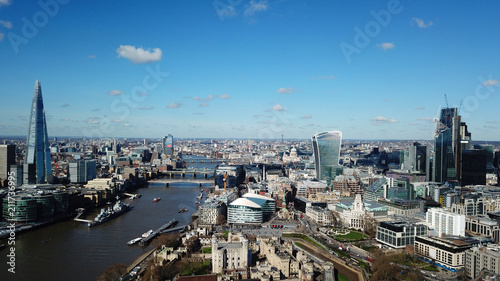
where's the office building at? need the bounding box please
[466,245,500,279]
[311,131,342,181]
[162,134,174,158]
[461,149,487,186]
[465,216,500,242]
[0,144,16,180]
[305,206,333,226]
[403,142,431,180]
[415,235,480,272]
[426,208,465,237]
[69,159,97,183]
[474,144,495,171]
[433,107,468,184]
[214,165,244,191]
[25,80,53,184]
[376,221,427,249]
[227,194,275,224]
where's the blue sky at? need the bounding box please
[0,0,499,140]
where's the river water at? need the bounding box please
[0,156,216,281]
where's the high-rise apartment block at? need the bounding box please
[311,131,342,181]
[25,80,52,184]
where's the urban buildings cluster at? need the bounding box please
[1,80,500,280]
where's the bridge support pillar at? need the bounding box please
[182,173,185,178]
[166,183,169,187]
[204,174,208,179]
[193,173,197,178]
[199,183,202,187]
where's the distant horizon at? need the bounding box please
[1,1,499,140]
[2,134,500,145]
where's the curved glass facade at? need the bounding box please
[227,205,263,224]
[2,196,38,223]
[312,131,342,181]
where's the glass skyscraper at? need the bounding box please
[162,134,174,158]
[312,131,342,181]
[433,107,472,184]
[25,80,53,184]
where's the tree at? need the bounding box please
[186,236,201,255]
[329,210,342,227]
[155,233,181,248]
[97,263,127,281]
[362,213,378,238]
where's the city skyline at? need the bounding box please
[0,1,499,140]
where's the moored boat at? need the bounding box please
[127,237,142,245]
[142,229,153,238]
[153,197,161,202]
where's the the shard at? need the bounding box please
[25,79,53,184]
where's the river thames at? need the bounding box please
[0,157,215,281]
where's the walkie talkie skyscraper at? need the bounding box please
[25,80,53,184]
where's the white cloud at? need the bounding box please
[0,0,11,8]
[417,117,433,122]
[116,45,162,64]
[301,114,312,119]
[109,90,123,96]
[276,87,299,94]
[124,123,131,127]
[411,18,433,28]
[217,5,238,19]
[272,104,284,111]
[167,103,181,108]
[310,75,335,80]
[193,94,214,101]
[244,0,269,17]
[0,20,13,29]
[377,42,394,50]
[371,116,397,125]
[85,118,100,124]
[220,93,231,99]
[483,79,499,86]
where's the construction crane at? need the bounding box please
[444,94,449,108]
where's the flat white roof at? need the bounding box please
[230,198,262,209]
[242,193,275,201]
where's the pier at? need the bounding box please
[139,219,178,246]
[73,211,92,224]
